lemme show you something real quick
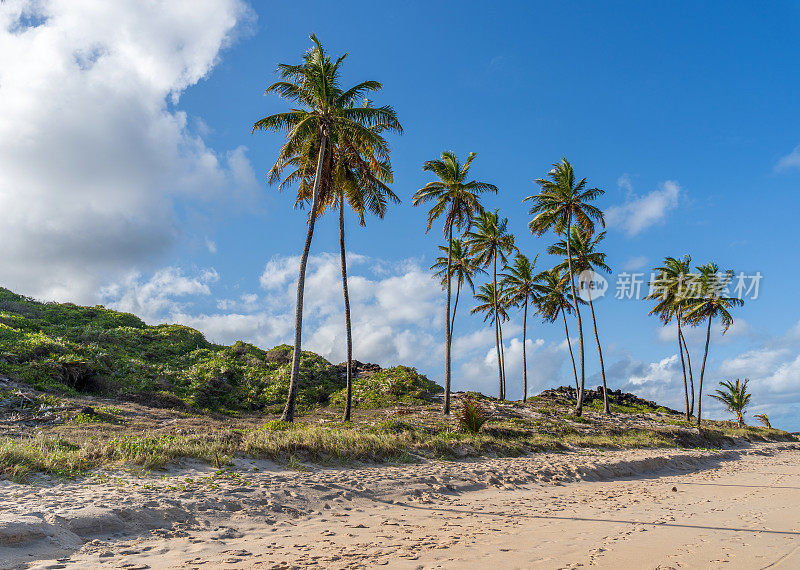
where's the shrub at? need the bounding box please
[459,396,488,434]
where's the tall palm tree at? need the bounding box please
[534,268,583,396]
[548,228,612,414]
[412,151,497,415]
[645,255,694,421]
[684,263,743,427]
[711,379,751,428]
[525,159,604,415]
[467,210,516,399]
[471,282,511,397]
[253,35,401,422]
[289,121,402,422]
[431,238,485,338]
[501,253,540,402]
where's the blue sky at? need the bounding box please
[2,1,800,428]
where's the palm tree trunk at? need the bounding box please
[450,284,460,335]
[444,227,453,415]
[561,308,579,393]
[565,212,586,414]
[696,316,712,428]
[587,287,609,415]
[493,254,503,399]
[499,320,507,397]
[281,135,326,422]
[522,297,528,403]
[339,194,354,422]
[677,316,690,422]
[681,329,695,415]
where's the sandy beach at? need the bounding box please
[0,442,796,569]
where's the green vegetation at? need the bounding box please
[0,288,438,414]
[329,366,440,409]
[458,395,488,434]
[711,379,751,428]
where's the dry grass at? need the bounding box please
[1,391,794,481]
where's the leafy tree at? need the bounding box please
[711,379,751,428]
[533,268,583,395]
[432,238,485,340]
[413,152,497,414]
[645,255,695,421]
[470,282,511,397]
[549,228,612,414]
[684,264,743,427]
[253,35,400,421]
[526,159,604,415]
[501,253,540,402]
[467,210,516,398]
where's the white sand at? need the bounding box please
[2,442,799,569]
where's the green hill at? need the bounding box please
[0,288,440,413]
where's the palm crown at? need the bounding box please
[466,209,516,268]
[501,253,541,308]
[547,227,611,277]
[533,268,581,322]
[645,255,693,325]
[471,283,510,324]
[253,34,402,196]
[412,151,497,235]
[431,238,485,292]
[683,263,743,332]
[525,159,605,237]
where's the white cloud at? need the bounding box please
[776,145,800,172]
[623,255,648,271]
[606,180,681,237]
[100,267,219,322]
[0,0,256,302]
[655,318,752,345]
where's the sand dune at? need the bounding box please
[2,442,798,569]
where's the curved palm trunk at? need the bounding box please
[561,308,579,392]
[493,255,504,399]
[586,287,609,414]
[499,320,507,397]
[677,316,690,422]
[450,284,460,335]
[681,330,695,415]
[339,195,354,422]
[281,135,327,422]
[565,212,586,414]
[522,298,528,403]
[444,227,453,415]
[696,316,712,427]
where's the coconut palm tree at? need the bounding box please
[431,238,485,338]
[288,121,401,422]
[711,379,751,428]
[548,228,612,414]
[471,282,511,397]
[754,413,771,429]
[412,152,497,415]
[501,253,540,402]
[684,263,743,427]
[644,255,694,421]
[533,268,583,397]
[253,35,401,422]
[466,210,516,398]
[525,159,604,415]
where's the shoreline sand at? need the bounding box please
[2,442,798,569]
